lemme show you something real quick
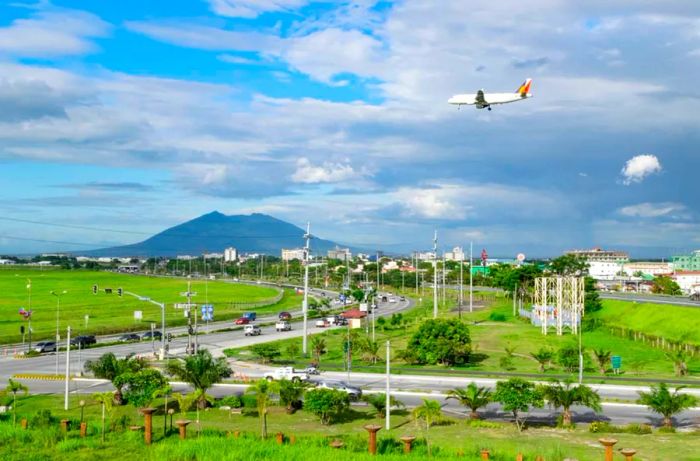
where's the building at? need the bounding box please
[673,271,700,294]
[203,252,223,259]
[623,262,673,277]
[177,255,195,261]
[0,259,14,265]
[566,247,629,280]
[673,250,700,272]
[414,251,436,261]
[327,246,352,261]
[444,246,465,261]
[281,248,305,261]
[224,247,238,262]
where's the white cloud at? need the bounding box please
[0,10,109,57]
[618,202,687,218]
[620,154,662,185]
[291,157,363,184]
[208,0,308,18]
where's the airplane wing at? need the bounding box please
[476,90,486,105]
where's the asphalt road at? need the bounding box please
[599,292,700,307]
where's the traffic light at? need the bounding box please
[167,333,172,342]
[117,287,123,297]
[92,284,98,294]
[188,325,194,335]
[20,325,25,335]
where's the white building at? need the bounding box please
[177,255,195,261]
[382,260,400,272]
[588,261,623,280]
[414,251,436,261]
[565,247,629,280]
[203,252,223,259]
[0,259,13,265]
[673,271,700,294]
[224,247,238,262]
[281,248,305,261]
[623,262,673,277]
[444,246,465,261]
[328,247,352,261]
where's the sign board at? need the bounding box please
[611,355,622,370]
[359,303,368,312]
[201,304,214,321]
[133,310,143,320]
[180,292,197,297]
[174,303,197,309]
[349,318,362,329]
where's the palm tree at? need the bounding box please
[592,349,611,375]
[412,399,443,456]
[247,379,279,438]
[638,383,697,428]
[84,353,147,404]
[541,380,601,426]
[446,382,492,420]
[172,392,197,415]
[93,391,114,443]
[278,379,306,414]
[165,349,231,409]
[361,339,382,364]
[361,393,405,419]
[151,384,172,437]
[530,348,553,373]
[310,336,327,364]
[5,379,28,425]
[665,350,689,377]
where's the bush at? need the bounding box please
[110,415,132,432]
[29,409,56,428]
[303,388,349,425]
[217,395,242,408]
[658,426,676,434]
[405,319,471,366]
[488,312,506,322]
[588,421,652,434]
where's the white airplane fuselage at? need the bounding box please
[448,92,532,109]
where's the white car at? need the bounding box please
[315,319,329,328]
[244,324,262,336]
[275,321,291,332]
[263,367,309,382]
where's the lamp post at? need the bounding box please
[51,290,67,375]
[124,291,166,359]
[302,222,312,356]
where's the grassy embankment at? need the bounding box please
[225,289,700,382]
[0,267,300,344]
[2,393,698,461]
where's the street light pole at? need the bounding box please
[51,290,67,375]
[124,291,167,359]
[433,231,438,319]
[64,326,71,410]
[302,222,312,356]
[469,241,474,313]
[385,340,391,429]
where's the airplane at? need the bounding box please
[448,78,532,111]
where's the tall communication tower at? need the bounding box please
[532,276,585,335]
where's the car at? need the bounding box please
[244,324,261,336]
[315,319,329,328]
[235,317,250,325]
[263,367,309,382]
[117,333,140,342]
[316,381,362,401]
[70,335,96,347]
[278,311,292,321]
[400,296,406,301]
[275,321,291,332]
[141,331,162,340]
[34,341,57,353]
[303,365,320,375]
[242,312,257,321]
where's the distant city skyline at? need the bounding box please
[0,1,698,257]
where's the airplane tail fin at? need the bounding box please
[516,78,532,95]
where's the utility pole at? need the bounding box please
[433,231,438,319]
[385,340,391,429]
[64,326,71,410]
[376,251,380,292]
[469,241,473,313]
[302,222,312,356]
[414,252,419,295]
[459,249,464,319]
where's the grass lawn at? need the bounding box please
[0,267,299,344]
[3,393,698,460]
[227,291,700,383]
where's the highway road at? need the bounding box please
[599,292,700,307]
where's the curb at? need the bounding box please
[12,374,68,381]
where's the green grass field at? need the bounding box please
[227,292,700,382]
[2,393,697,460]
[0,267,299,344]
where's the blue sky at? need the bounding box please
[0,0,698,257]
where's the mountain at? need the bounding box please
[80,212,346,257]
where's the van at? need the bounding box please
[242,312,257,321]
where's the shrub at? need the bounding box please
[405,319,471,366]
[303,388,349,425]
[217,395,242,408]
[658,426,676,434]
[29,409,56,428]
[488,312,506,322]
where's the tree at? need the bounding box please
[361,393,405,419]
[361,339,382,364]
[285,342,300,361]
[172,392,197,415]
[584,276,602,313]
[549,254,589,276]
[114,368,167,409]
[278,379,306,414]
[593,349,611,375]
[530,347,554,373]
[652,276,682,296]
[412,399,443,456]
[557,343,583,373]
[303,388,349,425]
[493,378,543,431]
[541,380,601,426]
[247,379,278,438]
[638,383,697,428]
[446,382,491,420]
[405,319,471,366]
[500,344,517,371]
[250,343,281,364]
[4,379,28,425]
[93,391,114,443]
[84,353,147,404]
[666,350,689,377]
[310,336,327,364]
[165,349,232,408]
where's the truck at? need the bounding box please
[275,320,291,332]
[263,367,309,382]
[242,312,257,321]
[243,324,262,336]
